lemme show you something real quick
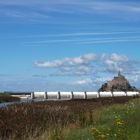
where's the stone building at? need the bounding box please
[99,71,139,92]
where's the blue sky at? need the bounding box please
[0,0,140,91]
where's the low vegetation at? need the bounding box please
[0,96,139,140]
[0,93,20,103]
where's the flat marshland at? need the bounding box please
[0,96,140,140]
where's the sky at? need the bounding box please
[0,0,140,91]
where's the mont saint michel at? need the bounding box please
[99,71,139,92]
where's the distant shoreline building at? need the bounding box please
[99,71,139,92]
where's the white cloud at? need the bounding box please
[1,0,140,22]
[128,75,140,83]
[101,53,129,72]
[82,53,97,61]
[24,36,140,46]
[35,53,96,68]
[35,60,57,68]
[74,79,93,85]
[34,53,140,90]
[31,32,138,38]
[67,57,85,65]
[76,65,92,73]
[35,60,64,68]
[66,53,96,65]
[34,53,133,75]
[79,38,140,45]
[110,53,128,62]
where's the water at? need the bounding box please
[0,97,72,108]
[0,98,32,108]
[0,102,20,108]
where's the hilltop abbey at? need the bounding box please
[99,71,139,92]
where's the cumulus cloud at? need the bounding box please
[76,65,92,74]
[35,53,96,68]
[101,53,128,62]
[73,79,93,85]
[101,53,129,72]
[65,53,97,65]
[34,60,64,68]
[110,53,128,62]
[34,53,132,75]
[34,53,140,89]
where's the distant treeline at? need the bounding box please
[3,91,31,95]
[0,93,20,103]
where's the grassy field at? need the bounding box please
[35,97,140,140]
[0,96,139,140]
[0,93,20,103]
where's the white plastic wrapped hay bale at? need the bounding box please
[34,92,46,98]
[86,92,99,99]
[47,92,59,100]
[73,92,86,99]
[99,92,112,97]
[113,91,126,97]
[31,92,34,99]
[126,91,139,96]
[60,92,72,100]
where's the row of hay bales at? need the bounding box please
[31,91,140,100]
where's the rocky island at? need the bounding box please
[99,71,140,92]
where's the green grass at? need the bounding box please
[0,97,139,140]
[35,98,140,140]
